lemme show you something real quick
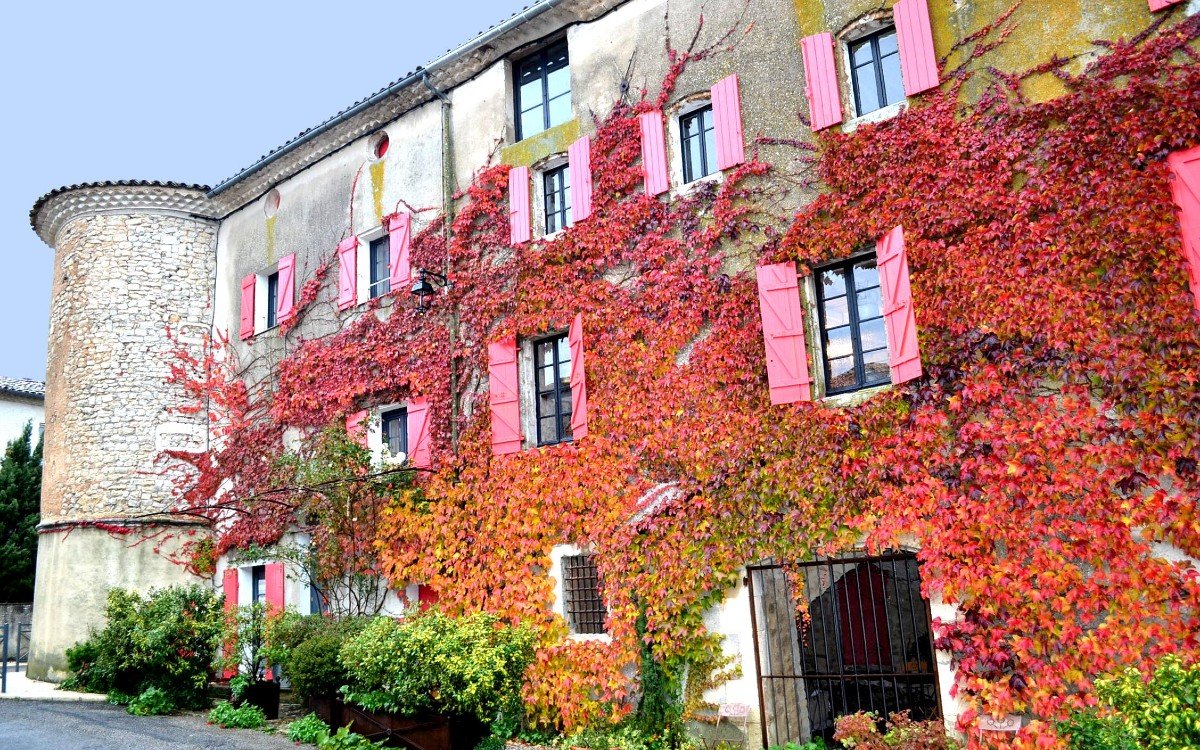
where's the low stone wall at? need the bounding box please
[0,603,32,627]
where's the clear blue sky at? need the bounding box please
[0,1,532,381]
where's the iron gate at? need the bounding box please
[747,553,941,746]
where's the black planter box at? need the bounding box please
[307,696,487,750]
[239,679,281,720]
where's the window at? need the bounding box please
[849,27,904,117]
[381,408,408,458]
[680,105,717,184]
[816,253,889,394]
[309,582,327,616]
[250,565,267,605]
[534,333,573,446]
[562,554,605,634]
[369,236,391,299]
[265,271,280,329]
[515,41,571,140]
[544,165,571,234]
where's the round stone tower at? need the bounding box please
[28,182,219,681]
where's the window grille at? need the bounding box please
[369,236,391,299]
[816,253,889,394]
[381,408,408,457]
[562,554,605,634]
[681,105,717,184]
[849,27,904,116]
[534,333,573,446]
[515,41,571,140]
[544,165,572,234]
[266,272,279,329]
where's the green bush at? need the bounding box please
[62,584,224,712]
[287,713,331,744]
[559,724,657,750]
[1060,655,1200,750]
[127,686,177,716]
[266,611,369,700]
[208,699,268,729]
[318,726,388,749]
[339,610,537,724]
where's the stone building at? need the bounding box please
[26,0,1200,745]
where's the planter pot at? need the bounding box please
[307,697,487,750]
[239,679,281,720]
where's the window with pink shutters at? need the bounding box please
[1167,145,1200,316]
[756,262,813,404]
[639,111,670,197]
[345,410,369,447]
[406,396,433,469]
[569,137,593,223]
[336,237,358,311]
[710,74,745,171]
[221,568,239,678]
[509,166,532,245]
[265,563,285,615]
[488,339,523,455]
[568,314,589,439]
[1149,0,1184,10]
[239,275,256,340]
[801,33,844,132]
[893,0,940,97]
[876,226,923,384]
[277,253,297,325]
[386,212,412,289]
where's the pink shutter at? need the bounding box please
[222,568,239,678]
[386,213,412,290]
[568,313,589,440]
[345,410,369,447]
[1149,0,1184,10]
[239,275,255,340]
[406,396,432,470]
[277,253,296,325]
[1167,146,1200,316]
[265,562,285,615]
[876,226,923,384]
[509,167,531,245]
[894,0,940,97]
[639,111,670,197]
[756,263,813,404]
[800,33,843,132]
[337,237,358,311]
[569,137,593,223]
[488,339,523,455]
[711,74,746,171]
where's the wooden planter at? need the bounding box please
[240,679,281,720]
[307,696,487,750]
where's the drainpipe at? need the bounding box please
[422,72,460,457]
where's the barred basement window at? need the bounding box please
[369,236,391,299]
[816,252,889,394]
[266,271,280,329]
[534,333,573,446]
[680,104,717,184]
[562,554,605,634]
[544,165,572,234]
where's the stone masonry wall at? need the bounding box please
[41,211,217,522]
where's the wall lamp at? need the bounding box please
[410,268,449,312]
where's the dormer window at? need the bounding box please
[515,41,571,140]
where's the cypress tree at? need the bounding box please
[0,422,41,602]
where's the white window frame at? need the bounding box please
[534,155,572,240]
[549,543,611,642]
[366,402,409,467]
[669,95,726,198]
[252,261,282,335]
[839,16,909,131]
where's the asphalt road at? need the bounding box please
[0,700,301,749]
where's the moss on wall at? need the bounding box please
[500,119,582,167]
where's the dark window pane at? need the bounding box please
[534,332,573,445]
[381,409,407,457]
[863,350,891,385]
[817,251,898,394]
[880,51,905,107]
[851,27,905,116]
[828,357,857,391]
[370,237,391,298]
[515,42,571,139]
[266,273,279,329]
[681,105,716,183]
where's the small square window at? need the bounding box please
[816,253,890,395]
[849,27,904,117]
[543,165,572,234]
[369,236,391,299]
[534,333,573,446]
[381,408,408,457]
[266,272,280,329]
[680,105,717,184]
[515,41,571,141]
[562,554,605,634]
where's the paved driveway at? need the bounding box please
[0,700,300,749]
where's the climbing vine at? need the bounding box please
[159,9,1200,748]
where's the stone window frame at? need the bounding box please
[837,12,910,131]
[667,92,726,198]
[549,543,611,642]
[532,152,571,239]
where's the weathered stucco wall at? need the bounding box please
[0,396,44,453]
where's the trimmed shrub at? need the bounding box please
[127,686,177,716]
[287,712,331,744]
[266,612,369,701]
